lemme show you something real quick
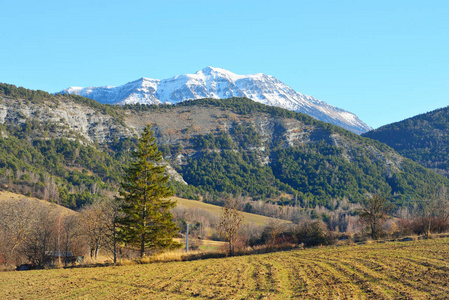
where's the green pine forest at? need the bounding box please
[363,105,449,177]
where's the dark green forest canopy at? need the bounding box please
[181,132,449,207]
[0,124,127,209]
[363,106,449,177]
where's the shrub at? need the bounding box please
[294,220,329,247]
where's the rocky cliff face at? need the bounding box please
[0,94,398,175]
[0,96,133,144]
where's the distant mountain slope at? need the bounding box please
[1,83,448,211]
[59,67,371,134]
[363,106,449,177]
[0,190,75,215]
[174,197,289,226]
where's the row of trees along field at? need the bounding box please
[1,125,449,270]
[2,186,448,270]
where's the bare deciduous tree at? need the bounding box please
[358,194,393,240]
[81,202,105,260]
[0,197,84,269]
[61,214,81,266]
[435,187,449,226]
[100,197,122,263]
[218,199,243,255]
[265,219,285,246]
[0,199,39,266]
[21,204,58,267]
[81,198,122,262]
[419,186,449,237]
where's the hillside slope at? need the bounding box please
[174,197,289,226]
[0,190,75,215]
[363,106,449,177]
[1,83,448,211]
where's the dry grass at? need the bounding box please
[0,191,288,227]
[118,250,214,265]
[1,237,448,299]
[173,197,290,226]
[0,190,44,203]
[173,238,228,252]
[0,190,75,215]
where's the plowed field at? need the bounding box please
[1,238,448,299]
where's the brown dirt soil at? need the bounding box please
[1,237,448,299]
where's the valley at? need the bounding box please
[2,2,448,299]
[1,83,449,300]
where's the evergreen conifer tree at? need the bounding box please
[117,125,179,257]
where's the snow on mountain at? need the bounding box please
[59,67,371,134]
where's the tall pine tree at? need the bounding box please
[117,125,179,257]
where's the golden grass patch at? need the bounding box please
[172,197,290,226]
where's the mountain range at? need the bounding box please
[1,83,447,212]
[59,67,371,134]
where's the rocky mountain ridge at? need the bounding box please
[59,67,371,134]
[0,91,386,168]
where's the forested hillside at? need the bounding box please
[1,83,448,213]
[363,106,449,177]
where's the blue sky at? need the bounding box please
[1,0,448,129]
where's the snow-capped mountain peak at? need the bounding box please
[198,66,228,75]
[59,67,371,134]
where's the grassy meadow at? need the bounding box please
[0,190,75,215]
[1,237,448,299]
[173,197,290,226]
[0,192,288,227]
